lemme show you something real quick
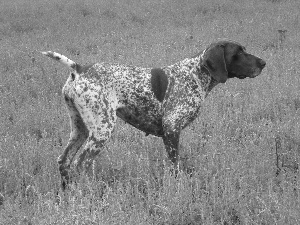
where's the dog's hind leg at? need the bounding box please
[75,136,109,179]
[58,97,89,190]
[74,120,117,179]
[73,93,118,179]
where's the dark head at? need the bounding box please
[200,40,266,83]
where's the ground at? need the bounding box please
[0,0,300,224]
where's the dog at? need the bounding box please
[42,40,266,189]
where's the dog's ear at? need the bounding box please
[202,44,228,83]
[151,68,168,102]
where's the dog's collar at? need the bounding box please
[199,52,218,83]
[199,51,208,72]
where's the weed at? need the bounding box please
[0,0,300,224]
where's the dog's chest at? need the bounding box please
[163,63,212,108]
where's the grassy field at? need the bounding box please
[0,0,300,224]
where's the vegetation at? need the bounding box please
[0,0,300,224]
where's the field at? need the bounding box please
[0,0,300,224]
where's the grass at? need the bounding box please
[0,0,300,224]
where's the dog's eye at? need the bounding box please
[233,51,243,60]
[238,47,245,55]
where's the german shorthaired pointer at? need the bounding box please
[42,40,266,189]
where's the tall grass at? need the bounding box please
[0,0,300,224]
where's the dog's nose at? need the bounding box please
[258,59,266,69]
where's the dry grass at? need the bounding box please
[0,0,300,224]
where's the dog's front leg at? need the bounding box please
[162,114,184,169]
[162,130,180,167]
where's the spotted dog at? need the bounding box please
[42,40,266,189]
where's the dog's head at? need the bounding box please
[200,40,266,83]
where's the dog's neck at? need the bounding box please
[188,53,219,94]
[199,54,219,93]
[166,51,219,95]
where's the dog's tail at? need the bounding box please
[41,51,82,73]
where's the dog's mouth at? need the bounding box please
[249,68,263,78]
[229,70,249,79]
[237,68,262,79]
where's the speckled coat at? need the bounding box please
[63,55,217,137]
[60,53,217,176]
[42,40,266,189]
